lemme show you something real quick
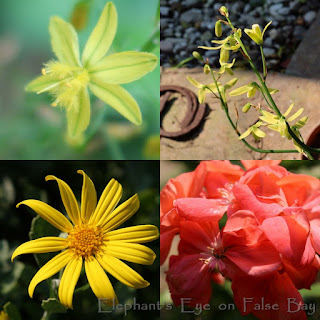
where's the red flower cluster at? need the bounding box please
[161,160,320,320]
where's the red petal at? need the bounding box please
[241,160,282,170]
[175,198,227,222]
[232,271,307,320]
[203,160,244,198]
[262,214,309,264]
[166,254,212,307]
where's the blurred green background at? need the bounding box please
[0,160,159,319]
[0,0,160,160]
[160,160,320,320]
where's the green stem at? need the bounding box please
[206,75,298,154]
[226,17,320,157]
[260,46,267,80]
[41,311,52,320]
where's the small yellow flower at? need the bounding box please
[244,21,272,46]
[229,82,278,98]
[187,76,237,103]
[12,170,159,309]
[26,2,158,137]
[0,311,9,320]
[239,121,266,140]
[259,103,308,152]
[199,29,242,52]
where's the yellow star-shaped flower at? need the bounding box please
[26,2,158,137]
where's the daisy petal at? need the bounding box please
[45,175,81,225]
[85,257,118,306]
[82,2,117,67]
[89,178,122,225]
[28,250,73,298]
[97,255,149,288]
[11,237,68,261]
[89,52,158,85]
[89,81,142,125]
[49,17,81,67]
[17,200,73,233]
[59,256,82,309]
[66,88,90,137]
[77,170,97,223]
[104,241,156,265]
[99,194,140,232]
[105,225,159,243]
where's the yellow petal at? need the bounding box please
[252,126,266,138]
[283,103,294,117]
[12,237,68,261]
[82,2,118,67]
[25,75,61,93]
[89,179,122,225]
[186,76,203,89]
[89,81,142,125]
[77,170,97,223]
[49,17,81,67]
[89,52,158,85]
[17,200,73,233]
[85,257,118,306]
[198,88,205,103]
[59,256,82,309]
[105,225,159,243]
[104,241,156,265]
[97,255,149,289]
[287,108,304,122]
[99,194,140,232]
[66,88,91,137]
[229,85,252,96]
[28,250,73,298]
[238,127,252,140]
[45,175,81,226]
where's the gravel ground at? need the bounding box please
[160,0,320,71]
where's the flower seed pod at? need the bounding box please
[219,6,229,17]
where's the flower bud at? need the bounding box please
[242,103,252,113]
[220,48,229,63]
[203,64,210,74]
[192,51,203,61]
[219,6,229,17]
[215,20,222,37]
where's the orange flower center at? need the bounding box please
[68,224,104,258]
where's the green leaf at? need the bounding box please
[89,81,142,125]
[25,75,60,93]
[89,51,158,85]
[82,2,117,67]
[41,298,67,314]
[66,88,90,137]
[49,17,81,67]
[3,302,22,320]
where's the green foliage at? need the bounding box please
[3,301,22,320]
[41,298,67,314]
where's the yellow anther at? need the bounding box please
[42,68,47,76]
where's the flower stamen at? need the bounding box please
[68,224,105,258]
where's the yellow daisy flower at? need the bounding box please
[11,170,159,309]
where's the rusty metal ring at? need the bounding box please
[160,85,206,138]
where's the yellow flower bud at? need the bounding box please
[219,6,229,17]
[192,51,203,61]
[215,20,222,37]
[220,48,229,63]
[203,64,210,74]
[242,103,252,113]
